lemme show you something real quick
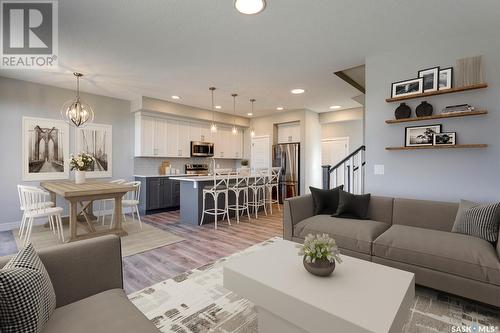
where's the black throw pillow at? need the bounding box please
[333,190,371,219]
[309,185,344,215]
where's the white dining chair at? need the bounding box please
[17,185,54,239]
[18,185,64,246]
[107,181,142,230]
[265,167,282,214]
[227,168,251,223]
[99,179,126,225]
[247,168,269,219]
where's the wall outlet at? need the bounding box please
[374,164,385,175]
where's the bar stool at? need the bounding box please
[18,185,64,246]
[200,169,231,229]
[227,168,251,223]
[17,185,54,239]
[265,167,282,214]
[247,168,268,219]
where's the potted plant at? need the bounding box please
[70,152,94,184]
[298,233,342,277]
[240,159,249,168]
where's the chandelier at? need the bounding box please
[60,73,94,127]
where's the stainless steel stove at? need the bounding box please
[185,163,209,175]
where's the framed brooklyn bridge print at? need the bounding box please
[22,117,69,181]
[75,123,112,178]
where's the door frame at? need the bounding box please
[251,135,271,171]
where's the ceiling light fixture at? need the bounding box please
[247,113,253,116]
[61,73,94,127]
[215,105,222,109]
[249,98,256,137]
[232,93,238,135]
[234,0,266,15]
[171,95,180,100]
[329,105,341,109]
[291,88,305,94]
[209,87,217,133]
[276,106,284,111]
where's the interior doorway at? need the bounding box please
[321,137,349,188]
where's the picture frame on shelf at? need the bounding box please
[405,124,442,147]
[75,123,112,178]
[391,78,423,98]
[418,66,440,92]
[438,67,453,90]
[22,116,70,181]
[433,132,456,146]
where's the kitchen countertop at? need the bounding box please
[170,174,260,182]
[134,174,192,178]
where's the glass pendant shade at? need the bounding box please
[209,87,217,133]
[61,73,94,127]
[249,98,256,137]
[232,93,238,135]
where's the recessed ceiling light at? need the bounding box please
[234,0,266,15]
[247,113,253,116]
[276,107,284,111]
[171,95,180,100]
[291,88,305,94]
[329,105,341,109]
[215,105,222,109]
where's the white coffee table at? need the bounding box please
[223,239,414,333]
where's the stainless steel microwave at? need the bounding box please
[191,141,214,157]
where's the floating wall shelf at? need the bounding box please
[385,144,488,151]
[385,83,488,103]
[385,110,488,124]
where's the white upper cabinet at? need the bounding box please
[135,113,243,159]
[177,121,191,157]
[277,122,300,143]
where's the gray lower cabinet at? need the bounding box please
[136,176,180,214]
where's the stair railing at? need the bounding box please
[322,145,365,194]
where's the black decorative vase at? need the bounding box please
[416,101,433,117]
[303,257,335,277]
[394,103,411,119]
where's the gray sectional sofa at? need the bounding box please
[284,194,500,307]
[0,235,159,333]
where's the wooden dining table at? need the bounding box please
[40,180,136,242]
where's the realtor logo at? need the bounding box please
[1,0,58,68]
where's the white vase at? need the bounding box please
[75,170,86,184]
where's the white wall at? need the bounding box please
[322,120,364,153]
[0,76,134,228]
[365,32,500,202]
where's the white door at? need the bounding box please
[322,137,349,188]
[251,136,270,171]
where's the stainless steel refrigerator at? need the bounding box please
[272,143,300,203]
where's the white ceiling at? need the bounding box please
[1,0,498,117]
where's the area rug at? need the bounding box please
[13,217,184,257]
[129,237,500,333]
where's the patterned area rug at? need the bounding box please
[129,238,500,333]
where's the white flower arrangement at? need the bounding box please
[298,233,342,264]
[70,152,94,171]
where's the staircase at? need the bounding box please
[322,145,365,194]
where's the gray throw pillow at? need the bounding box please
[452,199,500,242]
[0,244,56,333]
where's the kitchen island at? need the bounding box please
[170,175,262,226]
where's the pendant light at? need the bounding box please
[231,93,238,135]
[61,73,94,127]
[209,87,217,133]
[249,98,256,137]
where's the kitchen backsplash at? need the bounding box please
[134,157,242,175]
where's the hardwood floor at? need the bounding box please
[0,207,284,294]
[124,208,283,293]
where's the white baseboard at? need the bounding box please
[0,221,21,232]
